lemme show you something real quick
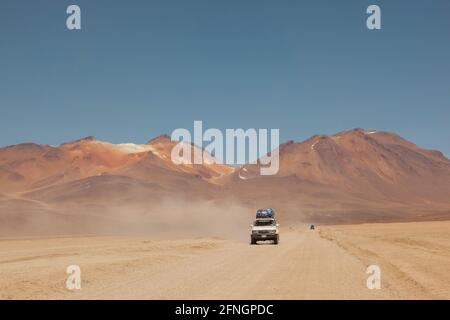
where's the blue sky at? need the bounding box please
[1,0,449,156]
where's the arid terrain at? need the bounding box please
[1,220,449,299]
[1,128,450,299]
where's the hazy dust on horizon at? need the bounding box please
[0,198,255,241]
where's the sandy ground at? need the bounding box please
[319,221,450,299]
[1,221,449,299]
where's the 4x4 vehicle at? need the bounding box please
[250,218,279,245]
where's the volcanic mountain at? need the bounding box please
[229,129,450,223]
[0,135,233,194]
[1,129,449,235]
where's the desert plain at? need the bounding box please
[1,220,449,299]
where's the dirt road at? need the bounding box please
[1,222,449,299]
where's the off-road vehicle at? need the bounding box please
[250,218,279,245]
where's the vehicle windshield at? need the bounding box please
[254,220,275,226]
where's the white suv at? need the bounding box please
[250,218,279,245]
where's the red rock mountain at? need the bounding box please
[0,135,233,194]
[229,129,450,222]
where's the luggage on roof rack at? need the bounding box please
[256,208,275,219]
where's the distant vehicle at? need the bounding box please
[310,224,315,230]
[250,218,279,245]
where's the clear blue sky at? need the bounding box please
[1,0,449,156]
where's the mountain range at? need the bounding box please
[1,128,449,236]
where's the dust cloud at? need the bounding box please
[0,198,254,241]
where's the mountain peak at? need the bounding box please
[63,136,97,145]
[147,134,171,145]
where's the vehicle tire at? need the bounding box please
[273,236,279,245]
[250,238,257,245]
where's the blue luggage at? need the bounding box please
[256,208,275,219]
